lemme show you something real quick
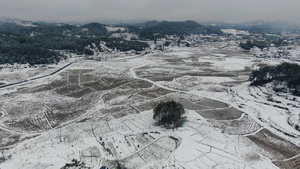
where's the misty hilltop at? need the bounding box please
[132,20,223,36]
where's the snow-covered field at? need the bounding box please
[0,42,299,169]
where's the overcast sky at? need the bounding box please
[1,0,300,23]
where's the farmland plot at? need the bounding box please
[1,42,299,168]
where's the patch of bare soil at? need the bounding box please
[164,58,185,63]
[138,88,173,98]
[273,155,300,169]
[68,69,94,74]
[25,84,54,93]
[148,76,178,82]
[66,70,95,84]
[80,74,99,83]
[178,99,208,110]
[185,62,212,67]
[184,72,236,77]
[121,80,153,89]
[0,72,104,139]
[247,129,300,160]
[83,77,131,91]
[46,111,83,128]
[220,81,247,87]
[5,117,50,132]
[5,101,46,117]
[0,128,21,147]
[257,63,268,68]
[196,107,243,120]
[68,74,79,84]
[66,87,94,98]
[54,84,82,95]
[22,79,70,93]
[83,81,107,91]
[0,131,39,149]
[49,80,70,89]
[197,99,229,108]
[46,92,100,127]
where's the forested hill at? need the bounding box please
[216,20,300,35]
[130,20,223,40]
[0,22,108,36]
[0,22,148,65]
[0,20,223,65]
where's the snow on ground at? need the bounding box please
[251,46,300,61]
[197,56,255,71]
[1,42,300,169]
[191,82,300,146]
[0,109,279,169]
[212,58,252,71]
[221,29,250,36]
[221,29,238,35]
[229,84,300,145]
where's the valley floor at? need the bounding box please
[0,42,299,169]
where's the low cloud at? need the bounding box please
[0,0,299,23]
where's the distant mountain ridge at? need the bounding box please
[134,20,223,36]
[0,17,22,23]
[215,20,300,34]
[0,20,149,65]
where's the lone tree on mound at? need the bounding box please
[153,101,185,130]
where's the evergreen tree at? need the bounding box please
[153,101,185,129]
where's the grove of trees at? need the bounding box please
[153,101,185,129]
[239,41,254,50]
[250,62,300,96]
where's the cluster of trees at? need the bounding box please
[0,32,65,65]
[271,39,289,47]
[250,62,300,95]
[0,31,90,65]
[153,101,185,129]
[239,40,288,50]
[239,41,254,50]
